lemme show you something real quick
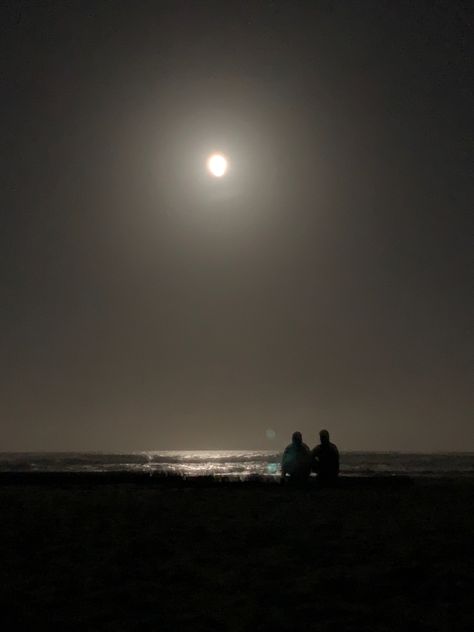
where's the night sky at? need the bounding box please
[1,1,472,451]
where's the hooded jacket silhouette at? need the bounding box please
[281,432,312,481]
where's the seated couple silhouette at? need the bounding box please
[281,430,339,484]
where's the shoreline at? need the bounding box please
[0,471,418,487]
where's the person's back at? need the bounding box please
[312,429,339,482]
[281,431,311,483]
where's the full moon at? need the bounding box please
[207,153,228,177]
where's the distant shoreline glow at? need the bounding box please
[207,153,228,177]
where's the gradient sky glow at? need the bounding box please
[1,1,472,451]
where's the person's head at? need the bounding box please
[319,429,330,444]
[292,431,303,446]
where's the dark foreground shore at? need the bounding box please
[1,476,473,631]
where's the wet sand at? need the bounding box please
[1,475,473,631]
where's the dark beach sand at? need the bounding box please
[1,475,473,631]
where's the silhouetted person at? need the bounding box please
[312,429,339,483]
[281,431,311,484]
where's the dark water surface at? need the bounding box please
[0,451,472,477]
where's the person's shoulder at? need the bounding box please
[330,442,339,453]
[312,444,321,454]
[302,443,310,452]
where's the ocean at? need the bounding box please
[0,451,473,478]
